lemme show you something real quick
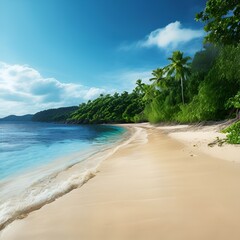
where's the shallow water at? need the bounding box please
[0,121,127,229]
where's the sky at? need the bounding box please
[0,0,206,117]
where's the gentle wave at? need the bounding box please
[0,125,147,231]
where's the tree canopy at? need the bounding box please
[69,91,145,124]
[196,0,240,45]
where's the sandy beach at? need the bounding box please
[1,123,240,240]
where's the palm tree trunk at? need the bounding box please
[180,78,185,104]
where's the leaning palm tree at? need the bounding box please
[142,84,156,102]
[134,79,155,103]
[165,51,191,104]
[149,68,165,87]
[135,79,145,94]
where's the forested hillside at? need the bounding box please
[69,92,145,124]
[32,106,78,122]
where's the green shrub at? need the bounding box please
[222,121,240,144]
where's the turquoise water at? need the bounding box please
[0,122,127,229]
[0,122,125,179]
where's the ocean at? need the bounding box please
[0,121,128,229]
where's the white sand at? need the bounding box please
[157,122,240,163]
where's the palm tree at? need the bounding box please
[134,79,155,103]
[165,51,191,104]
[149,68,165,87]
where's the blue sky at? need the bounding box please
[0,0,206,117]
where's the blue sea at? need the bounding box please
[0,122,127,229]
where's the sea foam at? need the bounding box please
[0,124,146,231]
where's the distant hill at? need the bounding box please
[0,114,33,121]
[32,106,78,122]
[0,106,79,123]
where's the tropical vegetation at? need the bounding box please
[68,43,239,126]
[222,121,240,144]
[69,92,145,124]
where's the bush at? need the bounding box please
[222,121,240,144]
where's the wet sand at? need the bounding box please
[1,124,240,240]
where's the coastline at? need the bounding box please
[0,124,136,231]
[1,123,240,240]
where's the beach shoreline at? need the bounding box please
[0,124,137,232]
[1,122,240,240]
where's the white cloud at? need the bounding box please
[140,21,204,49]
[119,21,204,52]
[0,62,107,117]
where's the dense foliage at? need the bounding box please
[176,44,240,122]
[196,0,240,45]
[32,106,78,122]
[68,43,239,125]
[141,44,238,123]
[226,91,240,119]
[69,92,145,124]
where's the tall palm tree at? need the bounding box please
[165,51,191,104]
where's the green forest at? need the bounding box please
[69,43,239,124]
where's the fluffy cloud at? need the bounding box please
[119,21,204,52]
[140,21,204,49]
[0,62,106,117]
